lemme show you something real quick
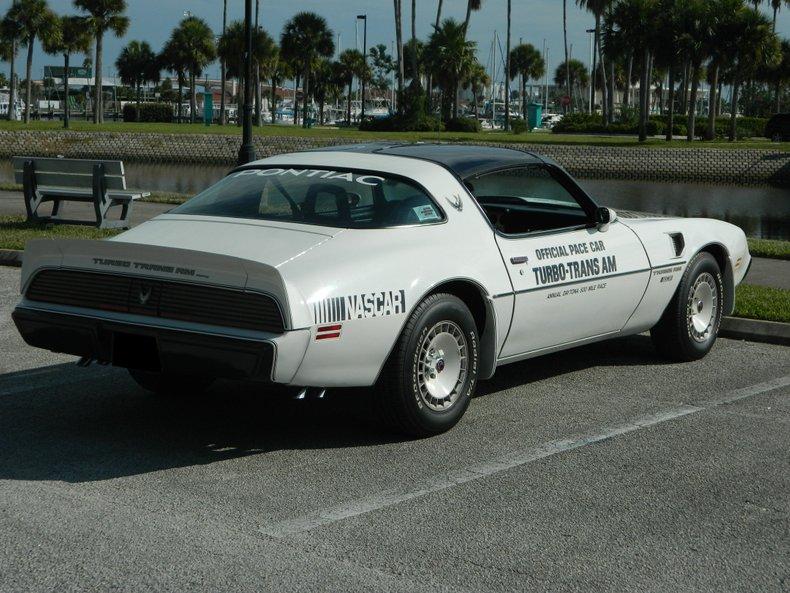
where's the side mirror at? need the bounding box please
[595,207,617,232]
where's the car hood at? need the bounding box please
[112,214,341,268]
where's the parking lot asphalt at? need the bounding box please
[1,265,788,593]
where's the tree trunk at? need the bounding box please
[7,36,16,121]
[463,0,473,37]
[411,0,418,87]
[679,60,688,116]
[427,0,443,111]
[563,0,571,113]
[686,61,700,142]
[596,16,608,126]
[24,34,34,123]
[178,79,183,123]
[190,72,197,124]
[302,67,310,127]
[319,95,325,125]
[136,81,141,121]
[624,54,632,108]
[775,80,782,114]
[522,76,527,120]
[94,31,103,123]
[347,79,352,124]
[638,48,649,142]
[729,79,740,141]
[706,63,719,141]
[504,0,511,131]
[255,67,261,126]
[394,0,404,114]
[63,53,70,129]
[608,59,615,124]
[237,76,244,126]
[220,0,227,125]
[666,63,675,142]
[271,77,277,124]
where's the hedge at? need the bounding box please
[122,102,173,123]
[445,117,482,133]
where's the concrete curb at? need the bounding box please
[720,316,790,346]
[0,249,22,267]
[0,250,786,346]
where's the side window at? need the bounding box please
[468,166,590,235]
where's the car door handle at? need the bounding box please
[510,256,529,265]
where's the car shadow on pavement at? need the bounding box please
[0,334,666,483]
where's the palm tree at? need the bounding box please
[727,6,779,139]
[268,52,291,124]
[280,12,334,128]
[8,0,57,123]
[74,0,129,123]
[169,16,216,124]
[577,0,610,124]
[563,0,571,113]
[218,21,276,125]
[554,59,590,111]
[425,18,476,121]
[509,43,546,120]
[159,35,188,122]
[42,15,91,129]
[219,0,228,125]
[338,48,367,125]
[703,0,743,140]
[115,40,159,120]
[504,0,511,130]
[765,39,790,112]
[770,0,790,29]
[462,60,489,117]
[462,0,482,38]
[427,0,444,108]
[369,44,395,93]
[311,58,343,124]
[0,7,23,121]
[393,0,405,113]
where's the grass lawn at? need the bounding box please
[2,120,789,151]
[747,238,790,261]
[734,284,790,323]
[0,216,121,251]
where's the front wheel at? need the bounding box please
[651,252,724,361]
[128,368,215,396]
[377,293,479,437]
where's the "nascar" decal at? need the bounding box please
[314,290,406,324]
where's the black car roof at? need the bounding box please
[312,142,546,179]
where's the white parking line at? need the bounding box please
[259,374,790,539]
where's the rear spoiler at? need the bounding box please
[21,239,294,329]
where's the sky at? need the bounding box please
[4,0,790,83]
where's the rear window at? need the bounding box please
[172,167,444,229]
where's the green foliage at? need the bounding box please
[747,238,790,260]
[733,284,790,323]
[445,117,482,133]
[510,118,528,134]
[122,102,172,123]
[359,114,443,132]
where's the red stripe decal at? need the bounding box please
[316,332,341,340]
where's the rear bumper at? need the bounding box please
[12,306,278,382]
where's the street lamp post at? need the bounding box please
[586,28,595,114]
[237,0,256,165]
[357,14,367,121]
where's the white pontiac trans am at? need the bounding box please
[13,144,751,436]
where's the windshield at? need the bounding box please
[172,167,444,229]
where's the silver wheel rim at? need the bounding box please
[687,272,718,343]
[417,321,468,412]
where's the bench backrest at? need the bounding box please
[12,157,127,191]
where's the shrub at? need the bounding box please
[510,118,528,134]
[122,102,173,123]
[358,115,443,132]
[445,117,482,133]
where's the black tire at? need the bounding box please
[376,293,479,437]
[651,252,724,362]
[128,368,215,396]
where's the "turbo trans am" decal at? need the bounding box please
[314,290,406,324]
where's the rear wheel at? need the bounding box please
[128,369,215,396]
[377,293,479,437]
[651,252,724,361]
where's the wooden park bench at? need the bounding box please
[12,156,150,229]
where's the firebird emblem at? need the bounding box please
[445,193,463,212]
[138,286,152,305]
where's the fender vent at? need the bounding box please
[669,233,685,257]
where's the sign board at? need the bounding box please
[561,95,571,107]
[44,66,93,79]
